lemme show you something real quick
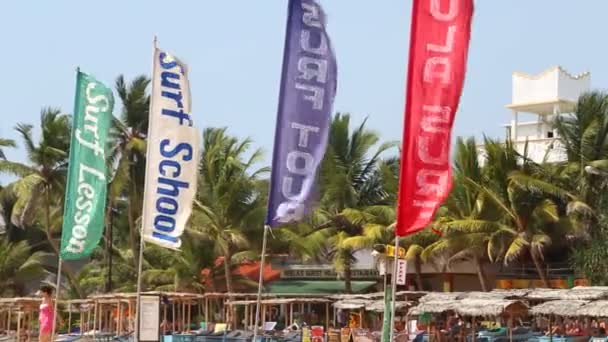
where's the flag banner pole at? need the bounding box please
[264,0,337,228]
[136,35,158,342]
[135,223,145,341]
[51,259,63,340]
[261,0,337,337]
[59,67,114,260]
[55,64,114,337]
[381,267,391,342]
[388,238,399,342]
[402,260,408,335]
[140,35,199,251]
[252,225,270,342]
[394,0,474,237]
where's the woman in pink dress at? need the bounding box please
[38,285,55,342]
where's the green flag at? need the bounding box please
[59,71,114,260]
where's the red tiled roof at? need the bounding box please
[236,261,281,282]
[200,258,281,292]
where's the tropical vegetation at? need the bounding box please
[2,79,608,298]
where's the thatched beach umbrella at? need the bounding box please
[530,299,590,340]
[455,299,528,318]
[530,300,589,317]
[367,300,411,313]
[574,300,608,318]
[526,288,608,301]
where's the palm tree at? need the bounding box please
[0,138,16,160]
[0,184,17,239]
[554,91,608,206]
[317,157,400,261]
[399,228,440,291]
[433,138,588,288]
[142,232,214,293]
[107,75,150,267]
[0,239,50,296]
[420,137,494,291]
[553,91,608,283]
[190,127,268,293]
[78,245,138,295]
[75,199,138,295]
[303,113,396,293]
[0,138,18,238]
[330,202,440,291]
[1,109,70,226]
[0,108,84,296]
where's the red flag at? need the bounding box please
[396,0,474,236]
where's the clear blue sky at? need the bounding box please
[0,1,605,168]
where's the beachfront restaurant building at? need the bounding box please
[266,249,493,294]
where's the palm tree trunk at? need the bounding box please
[344,262,353,294]
[127,193,138,268]
[103,200,116,293]
[128,157,140,269]
[474,256,488,292]
[414,256,424,291]
[531,250,550,287]
[104,199,114,247]
[224,251,233,294]
[441,265,452,292]
[530,250,549,288]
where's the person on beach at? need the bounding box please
[37,285,55,342]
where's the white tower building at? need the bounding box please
[504,66,590,163]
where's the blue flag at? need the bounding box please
[266,0,338,227]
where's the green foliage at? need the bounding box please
[108,75,151,268]
[555,91,608,285]
[0,239,50,296]
[4,88,608,297]
[282,113,397,293]
[190,127,268,293]
[572,235,608,285]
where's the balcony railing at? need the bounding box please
[477,138,566,164]
[496,262,580,279]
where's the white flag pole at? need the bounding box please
[381,258,388,342]
[51,259,63,340]
[135,223,146,341]
[51,66,81,340]
[388,237,400,342]
[252,225,270,342]
[404,261,409,333]
[135,36,158,342]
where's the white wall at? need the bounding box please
[558,69,591,102]
[513,140,566,163]
[511,122,542,140]
[512,69,559,105]
[477,138,566,165]
[511,67,590,106]
[353,249,375,268]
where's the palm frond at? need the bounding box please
[504,235,529,264]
